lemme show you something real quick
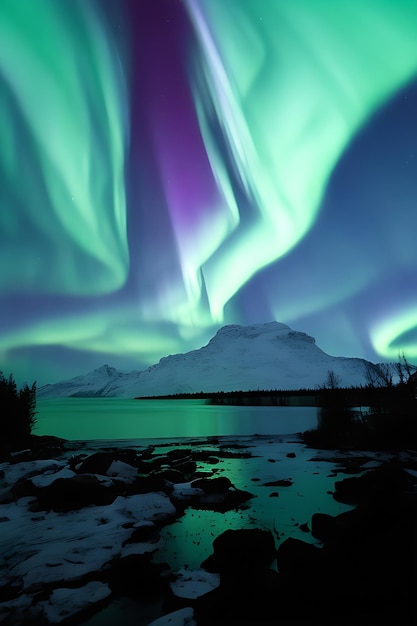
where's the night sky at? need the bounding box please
[1,0,417,386]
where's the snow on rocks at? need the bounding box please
[0,440,256,624]
[0,593,43,625]
[38,581,111,623]
[170,569,220,600]
[0,459,68,488]
[106,459,138,482]
[30,466,76,488]
[171,483,205,501]
[0,435,295,626]
[4,492,177,589]
[170,478,253,512]
[148,607,196,626]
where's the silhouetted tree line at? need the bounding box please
[0,372,37,445]
[313,359,417,448]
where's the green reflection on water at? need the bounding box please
[154,440,353,571]
[36,398,317,440]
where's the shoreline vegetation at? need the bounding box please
[1,369,417,624]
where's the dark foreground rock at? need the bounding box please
[275,462,417,625]
[177,461,417,625]
[194,529,280,625]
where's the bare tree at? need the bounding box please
[324,370,342,390]
[364,362,394,388]
[395,352,417,385]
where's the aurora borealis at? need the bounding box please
[1,0,417,386]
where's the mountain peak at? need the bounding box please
[213,321,290,338]
[38,322,372,398]
[93,365,117,376]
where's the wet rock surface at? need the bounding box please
[0,438,256,624]
[1,437,416,625]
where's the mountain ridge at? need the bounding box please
[38,322,373,398]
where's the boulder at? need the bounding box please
[201,528,276,574]
[333,461,413,505]
[190,477,232,493]
[276,537,328,580]
[194,567,281,625]
[172,459,197,476]
[262,479,293,487]
[36,475,117,511]
[27,435,67,460]
[105,554,170,596]
[154,468,187,484]
[166,449,192,461]
[75,452,114,475]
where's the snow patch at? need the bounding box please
[170,568,220,599]
[148,607,196,626]
[39,581,111,623]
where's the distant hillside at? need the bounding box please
[38,321,373,398]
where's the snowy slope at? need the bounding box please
[38,322,371,398]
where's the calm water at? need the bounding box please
[36,398,318,440]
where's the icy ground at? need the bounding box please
[1,435,415,625]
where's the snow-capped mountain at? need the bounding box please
[38,322,372,398]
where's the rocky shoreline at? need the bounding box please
[0,435,416,625]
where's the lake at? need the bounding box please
[36,398,318,440]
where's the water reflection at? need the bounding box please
[36,398,318,440]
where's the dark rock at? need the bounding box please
[123,523,158,545]
[27,435,67,460]
[11,479,38,500]
[200,456,220,465]
[75,452,114,475]
[131,475,169,494]
[0,444,12,463]
[166,448,192,461]
[0,578,23,603]
[36,475,118,511]
[137,456,169,473]
[286,452,296,458]
[196,488,253,513]
[201,528,276,574]
[303,480,417,624]
[312,507,372,543]
[194,567,281,625]
[311,512,337,543]
[9,449,32,463]
[190,450,220,464]
[262,479,293,487]
[191,477,232,493]
[114,448,143,467]
[154,468,186,483]
[277,537,328,579]
[196,528,280,625]
[68,453,87,470]
[171,459,197,475]
[299,522,310,532]
[105,554,170,596]
[269,492,279,498]
[333,461,413,505]
[170,480,253,513]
